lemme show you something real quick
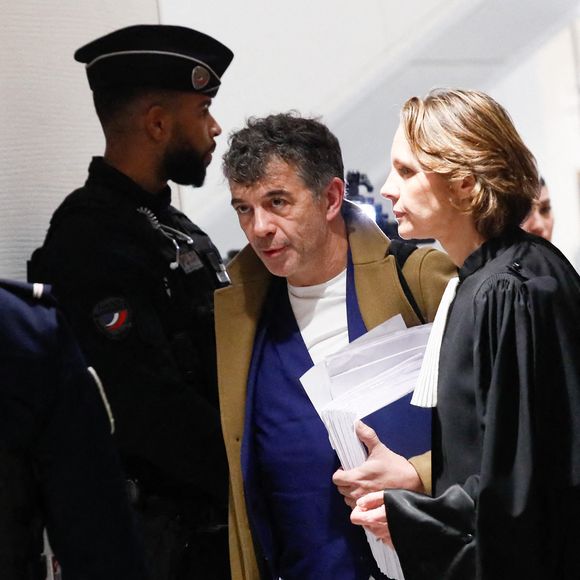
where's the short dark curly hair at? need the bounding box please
[222,112,344,197]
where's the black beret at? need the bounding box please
[74,24,233,96]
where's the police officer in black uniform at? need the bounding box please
[28,25,234,580]
[0,280,145,580]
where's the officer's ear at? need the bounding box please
[144,104,172,144]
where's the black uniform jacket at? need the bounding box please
[384,229,580,580]
[28,157,229,509]
[0,280,145,580]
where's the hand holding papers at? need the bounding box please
[333,421,426,509]
[299,315,433,580]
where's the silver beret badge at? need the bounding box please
[191,65,210,90]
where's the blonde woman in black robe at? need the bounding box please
[349,89,580,580]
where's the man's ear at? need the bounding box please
[144,104,171,143]
[324,177,345,221]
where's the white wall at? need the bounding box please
[491,18,580,268]
[0,0,159,280]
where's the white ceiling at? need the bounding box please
[333,0,580,192]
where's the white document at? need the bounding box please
[300,314,407,413]
[299,316,433,580]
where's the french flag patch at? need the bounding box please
[93,297,132,339]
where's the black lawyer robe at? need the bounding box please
[384,229,580,579]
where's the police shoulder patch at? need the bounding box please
[93,297,132,339]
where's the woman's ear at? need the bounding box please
[456,174,476,200]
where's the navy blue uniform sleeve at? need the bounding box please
[384,273,580,580]
[0,288,146,580]
[38,310,147,580]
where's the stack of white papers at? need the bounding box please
[300,315,433,580]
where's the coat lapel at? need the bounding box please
[214,246,272,580]
[215,246,271,451]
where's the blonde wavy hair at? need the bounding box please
[401,88,539,238]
